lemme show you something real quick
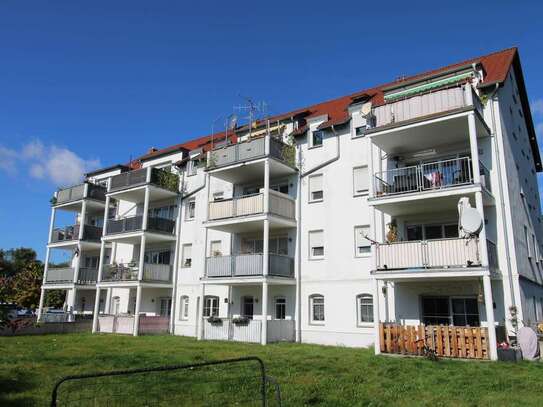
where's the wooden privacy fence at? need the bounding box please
[380,323,490,360]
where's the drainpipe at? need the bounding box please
[295,124,342,342]
[487,83,518,325]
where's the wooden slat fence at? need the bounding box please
[379,323,489,360]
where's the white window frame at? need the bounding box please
[187,160,197,176]
[309,294,325,324]
[179,296,189,321]
[357,294,374,326]
[525,225,532,258]
[203,295,219,317]
[310,130,324,148]
[309,230,324,260]
[353,166,369,196]
[185,199,196,221]
[354,225,371,257]
[308,174,324,203]
[181,244,192,268]
[275,297,286,320]
[210,240,222,257]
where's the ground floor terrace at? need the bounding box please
[3,333,543,406]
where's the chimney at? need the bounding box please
[148,147,158,154]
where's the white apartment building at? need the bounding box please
[37,48,543,361]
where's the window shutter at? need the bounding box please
[354,166,368,194]
[310,174,323,193]
[310,230,324,248]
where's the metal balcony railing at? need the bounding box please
[50,224,102,243]
[207,137,292,169]
[109,167,179,193]
[54,182,107,205]
[373,157,490,197]
[376,237,480,270]
[101,263,172,282]
[77,268,98,284]
[371,85,483,129]
[205,253,294,278]
[105,216,175,235]
[45,267,74,283]
[208,191,295,221]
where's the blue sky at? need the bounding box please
[1,1,543,260]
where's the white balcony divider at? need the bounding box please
[373,86,467,128]
[142,263,172,282]
[374,157,475,197]
[487,240,499,273]
[232,320,261,343]
[377,237,480,270]
[203,318,231,341]
[267,320,295,342]
[97,315,115,333]
[46,267,74,283]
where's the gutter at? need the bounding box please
[169,168,185,334]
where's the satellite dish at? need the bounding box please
[360,101,373,117]
[458,197,482,237]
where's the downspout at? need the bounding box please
[488,83,517,317]
[169,168,185,334]
[295,124,341,342]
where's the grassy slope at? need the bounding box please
[1,333,542,406]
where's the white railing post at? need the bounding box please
[142,186,150,231]
[265,133,270,156]
[261,281,268,345]
[138,234,146,281]
[475,191,489,267]
[48,206,57,244]
[197,284,205,340]
[373,278,381,355]
[264,159,270,213]
[263,219,269,277]
[146,166,152,183]
[133,285,142,336]
[92,287,101,333]
[73,243,81,284]
[483,274,498,360]
[468,112,481,184]
[78,200,87,241]
[37,288,46,322]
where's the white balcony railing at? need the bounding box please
[207,190,295,221]
[372,85,483,129]
[205,254,294,278]
[202,318,295,343]
[373,157,491,197]
[376,237,480,270]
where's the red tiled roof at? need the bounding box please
[93,47,535,175]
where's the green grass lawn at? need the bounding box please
[1,333,543,406]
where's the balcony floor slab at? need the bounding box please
[102,230,176,244]
[47,240,101,250]
[372,267,490,281]
[200,276,296,285]
[204,213,296,233]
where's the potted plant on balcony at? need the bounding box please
[232,316,250,325]
[207,315,222,324]
[386,221,398,243]
[154,169,179,193]
[50,196,57,206]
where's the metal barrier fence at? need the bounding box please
[50,357,281,406]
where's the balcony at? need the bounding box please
[205,254,294,279]
[370,85,483,130]
[373,157,491,199]
[108,167,179,194]
[50,224,103,243]
[101,263,172,283]
[54,182,107,205]
[375,237,481,271]
[207,136,294,169]
[208,190,295,222]
[44,267,98,285]
[105,216,175,235]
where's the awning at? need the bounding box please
[384,71,474,101]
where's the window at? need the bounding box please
[84,256,99,269]
[241,236,288,255]
[354,126,366,137]
[203,296,219,317]
[149,205,175,220]
[309,174,323,202]
[181,244,192,268]
[275,297,286,320]
[186,199,196,220]
[525,226,532,258]
[357,294,374,324]
[213,192,224,201]
[354,226,371,256]
[210,240,222,257]
[271,182,289,194]
[353,166,369,195]
[309,230,324,259]
[406,223,458,241]
[310,295,325,323]
[187,160,197,176]
[533,234,538,263]
[144,250,171,265]
[451,298,480,326]
[179,296,189,320]
[311,130,324,147]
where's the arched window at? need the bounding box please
[179,296,189,321]
[203,295,219,317]
[357,294,374,324]
[309,294,325,324]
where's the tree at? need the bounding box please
[9,262,43,309]
[0,248,39,277]
[0,276,13,304]
[45,290,66,309]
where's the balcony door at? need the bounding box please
[159,298,172,317]
[241,296,254,319]
[406,223,458,241]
